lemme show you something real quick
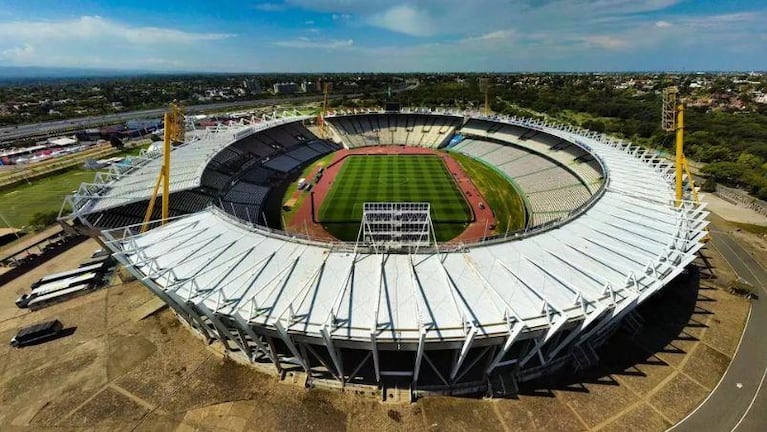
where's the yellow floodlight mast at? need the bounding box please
[662,87,696,207]
[142,101,184,232]
[318,82,330,139]
[478,77,491,115]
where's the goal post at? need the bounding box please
[356,202,436,252]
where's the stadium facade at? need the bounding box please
[63,109,708,398]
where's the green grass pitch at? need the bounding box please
[318,155,472,241]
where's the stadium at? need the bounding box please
[61,108,709,398]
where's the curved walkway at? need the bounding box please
[670,229,767,432]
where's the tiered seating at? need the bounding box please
[232,134,279,157]
[482,145,529,166]
[308,141,339,153]
[170,190,214,213]
[85,188,213,229]
[500,155,557,178]
[527,185,591,214]
[530,212,568,226]
[207,146,253,175]
[225,203,263,222]
[219,180,271,224]
[459,120,605,189]
[201,169,232,190]
[514,169,581,193]
[453,139,502,158]
[570,160,603,186]
[264,154,302,173]
[286,145,321,163]
[452,133,597,228]
[240,165,277,185]
[223,182,270,206]
[327,114,462,149]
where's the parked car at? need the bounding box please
[10,319,64,348]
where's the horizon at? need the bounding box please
[0,65,766,79]
[0,1,765,73]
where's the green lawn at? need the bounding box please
[0,145,149,229]
[0,168,95,228]
[280,152,337,225]
[448,151,527,234]
[318,155,472,241]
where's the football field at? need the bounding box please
[318,155,472,241]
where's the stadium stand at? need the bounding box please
[453,132,599,227]
[327,114,462,149]
[219,181,271,224]
[201,169,232,191]
[84,189,214,229]
[68,113,709,394]
[239,164,278,185]
[263,154,302,173]
[461,119,605,191]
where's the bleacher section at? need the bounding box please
[453,134,602,228]
[264,154,302,173]
[84,189,214,229]
[89,121,340,229]
[460,119,605,192]
[239,165,278,184]
[219,181,270,223]
[327,114,462,149]
[202,121,335,189]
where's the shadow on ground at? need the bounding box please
[517,262,706,397]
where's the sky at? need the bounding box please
[0,0,765,72]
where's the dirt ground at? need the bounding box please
[703,193,767,227]
[0,226,751,431]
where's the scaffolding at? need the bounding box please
[356,202,436,253]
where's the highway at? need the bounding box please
[671,229,767,432]
[0,95,333,143]
[0,80,421,145]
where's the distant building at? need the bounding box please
[243,79,262,94]
[273,82,299,94]
[48,136,77,147]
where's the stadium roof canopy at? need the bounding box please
[68,116,310,215]
[86,112,709,349]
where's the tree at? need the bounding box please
[736,152,764,169]
[701,176,717,193]
[29,211,59,228]
[701,162,747,183]
[582,119,606,133]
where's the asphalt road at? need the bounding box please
[0,81,422,145]
[0,95,334,143]
[671,230,767,432]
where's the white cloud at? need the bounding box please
[0,2,764,72]
[1,44,35,61]
[579,35,629,50]
[273,37,354,49]
[368,5,436,36]
[462,29,516,43]
[0,16,234,45]
[0,16,236,70]
[252,3,287,12]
